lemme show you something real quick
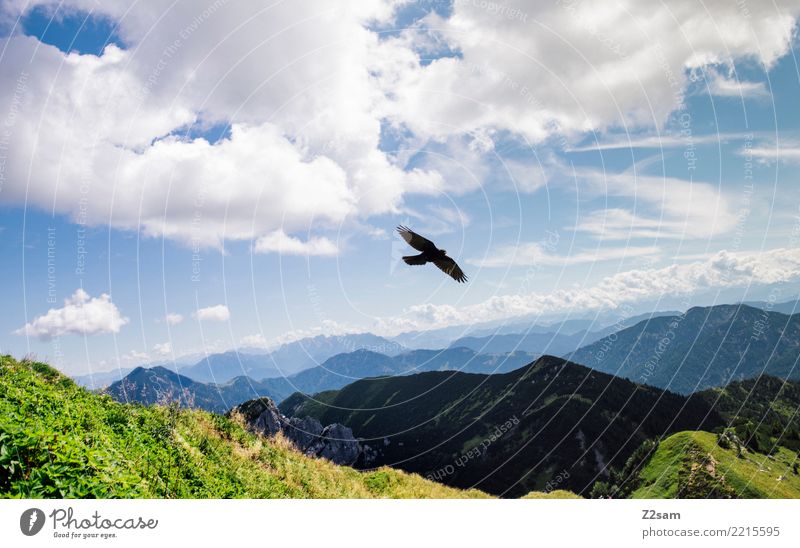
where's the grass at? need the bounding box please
[632,431,800,499]
[521,490,582,499]
[0,355,492,499]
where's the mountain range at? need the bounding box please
[179,333,405,383]
[566,304,800,394]
[281,355,722,497]
[105,347,539,411]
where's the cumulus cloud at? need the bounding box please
[239,333,269,349]
[194,304,230,322]
[0,0,795,251]
[254,231,339,256]
[165,313,184,325]
[14,289,129,340]
[0,1,439,247]
[379,0,799,142]
[375,247,800,333]
[153,342,172,356]
[472,243,660,268]
[268,319,360,347]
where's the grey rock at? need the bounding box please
[229,397,372,466]
[315,424,362,466]
[284,416,325,451]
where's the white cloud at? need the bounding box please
[743,140,800,164]
[194,305,230,322]
[0,1,440,247]
[705,67,769,99]
[472,243,660,268]
[120,350,150,364]
[568,132,750,152]
[239,333,269,349]
[502,158,549,194]
[374,247,800,333]
[14,289,129,340]
[380,0,799,142]
[267,319,360,347]
[153,342,172,356]
[254,231,339,256]
[573,167,738,240]
[0,0,795,251]
[164,313,184,325]
[576,208,693,240]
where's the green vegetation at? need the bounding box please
[0,355,490,499]
[521,490,582,499]
[696,375,800,454]
[282,355,721,497]
[631,431,800,499]
[590,439,660,498]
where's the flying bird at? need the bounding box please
[397,225,468,283]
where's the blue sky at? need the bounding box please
[1,1,800,374]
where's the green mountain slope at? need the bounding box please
[592,376,800,498]
[0,355,491,499]
[566,304,800,394]
[696,375,800,454]
[631,431,800,498]
[281,355,722,497]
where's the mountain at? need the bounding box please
[257,347,538,403]
[446,311,682,355]
[696,375,800,453]
[566,304,800,394]
[628,431,800,498]
[451,309,693,358]
[178,351,285,384]
[230,397,371,466]
[469,318,600,337]
[449,330,595,355]
[281,355,722,497]
[105,348,537,411]
[180,333,405,383]
[0,355,491,498]
[743,298,800,316]
[390,325,474,350]
[72,367,134,389]
[591,376,800,498]
[466,311,682,338]
[104,366,277,413]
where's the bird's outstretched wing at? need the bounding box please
[434,257,468,283]
[397,225,438,253]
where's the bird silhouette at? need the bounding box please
[397,225,468,283]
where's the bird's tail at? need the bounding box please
[403,254,427,265]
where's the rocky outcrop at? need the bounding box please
[229,397,372,466]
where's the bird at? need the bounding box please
[396,225,468,283]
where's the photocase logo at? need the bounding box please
[20,508,45,536]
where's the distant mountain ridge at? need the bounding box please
[173,333,406,383]
[566,304,800,394]
[445,311,681,355]
[105,347,538,411]
[104,366,272,413]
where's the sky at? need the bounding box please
[1,0,800,375]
